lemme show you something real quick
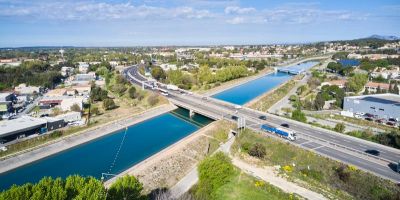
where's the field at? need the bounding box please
[231,129,400,200]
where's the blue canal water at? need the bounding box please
[0,61,317,191]
[0,108,212,190]
[213,61,318,105]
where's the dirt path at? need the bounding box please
[232,157,327,200]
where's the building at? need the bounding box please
[61,67,74,77]
[39,96,84,111]
[343,93,400,120]
[0,116,64,142]
[0,93,15,115]
[55,111,82,123]
[160,63,177,71]
[364,82,390,93]
[78,62,89,73]
[320,79,347,89]
[45,88,68,97]
[14,84,40,95]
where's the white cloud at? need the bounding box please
[224,6,255,14]
[0,1,214,20]
[226,17,245,24]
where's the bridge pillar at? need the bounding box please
[189,109,195,118]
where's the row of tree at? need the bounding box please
[0,175,145,200]
[0,61,63,90]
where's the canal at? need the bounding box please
[0,60,318,190]
[0,108,212,190]
[212,61,319,105]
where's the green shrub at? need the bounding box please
[196,152,235,199]
[248,143,266,158]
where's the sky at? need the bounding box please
[0,0,399,47]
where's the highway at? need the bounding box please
[124,65,400,182]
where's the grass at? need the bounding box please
[232,129,400,200]
[214,170,299,200]
[248,74,303,111]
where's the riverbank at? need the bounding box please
[0,103,177,174]
[104,120,234,192]
[202,56,329,97]
[201,68,273,96]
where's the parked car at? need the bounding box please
[365,118,373,121]
[231,115,238,120]
[375,119,384,124]
[354,115,362,119]
[386,122,395,126]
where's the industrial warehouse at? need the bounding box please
[343,93,400,121]
[0,116,64,143]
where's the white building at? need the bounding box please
[55,111,82,122]
[78,62,89,73]
[160,64,177,71]
[14,84,40,95]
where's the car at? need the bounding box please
[388,118,398,122]
[259,115,267,120]
[281,123,290,128]
[202,97,208,100]
[235,105,242,109]
[365,118,373,121]
[386,122,395,126]
[231,115,238,120]
[365,149,380,156]
[375,119,384,124]
[354,115,362,119]
[365,113,374,118]
[0,146,7,152]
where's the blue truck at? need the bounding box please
[261,124,296,141]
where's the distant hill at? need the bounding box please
[367,34,399,41]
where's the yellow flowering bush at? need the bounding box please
[348,165,357,171]
[282,165,293,173]
[254,180,265,187]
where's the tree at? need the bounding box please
[346,73,368,93]
[248,143,266,158]
[334,123,346,133]
[0,175,107,200]
[314,92,325,110]
[151,66,166,81]
[198,65,213,84]
[52,107,62,116]
[128,87,137,99]
[91,86,108,101]
[70,103,81,112]
[291,109,307,122]
[167,70,183,85]
[112,84,127,96]
[103,98,116,110]
[197,152,235,199]
[147,94,159,106]
[107,175,144,200]
[91,106,99,116]
[393,84,399,95]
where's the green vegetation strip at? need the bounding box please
[191,152,299,200]
[0,175,146,200]
[232,129,400,200]
[249,79,297,111]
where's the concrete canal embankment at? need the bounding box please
[0,104,177,174]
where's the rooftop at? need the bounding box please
[346,93,400,106]
[0,116,47,137]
